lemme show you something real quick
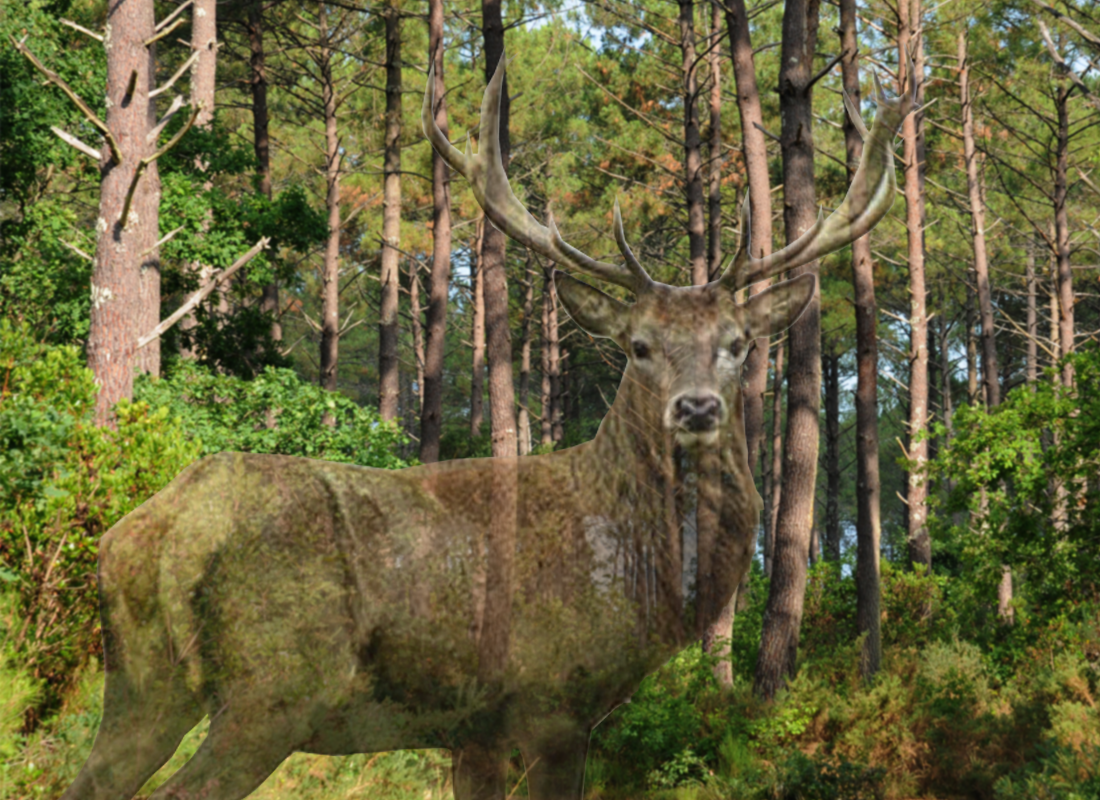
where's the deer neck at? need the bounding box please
[584,367,752,508]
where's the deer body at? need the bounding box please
[63,55,912,800]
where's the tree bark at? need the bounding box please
[754,0,822,701]
[966,276,979,404]
[899,0,931,571]
[1054,85,1074,388]
[420,3,453,463]
[540,268,553,448]
[1026,240,1038,388]
[518,257,534,455]
[764,342,784,578]
[724,0,774,476]
[679,0,707,287]
[959,32,999,407]
[88,0,159,425]
[823,348,841,562]
[474,8,518,793]
[318,4,341,396]
[839,0,882,680]
[178,0,219,365]
[410,259,424,413]
[378,0,403,420]
[706,0,723,279]
[548,269,563,443]
[471,216,486,438]
[249,0,280,342]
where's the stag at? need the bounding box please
[63,56,913,800]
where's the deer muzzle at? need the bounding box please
[669,392,724,436]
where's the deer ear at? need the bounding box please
[742,273,816,337]
[554,270,630,339]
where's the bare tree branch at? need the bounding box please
[137,238,270,349]
[10,35,121,164]
[120,104,200,226]
[50,126,101,161]
[59,19,102,42]
[150,50,200,98]
[156,0,193,32]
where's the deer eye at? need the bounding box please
[729,339,743,359]
[632,340,651,360]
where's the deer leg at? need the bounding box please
[452,743,509,800]
[59,671,203,800]
[520,723,589,800]
[144,711,294,800]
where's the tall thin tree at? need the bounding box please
[755,0,823,700]
[898,0,931,570]
[378,0,403,420]
[839,0,882,680]
[420,5,454,463]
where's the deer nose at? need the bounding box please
[673,394,722,432]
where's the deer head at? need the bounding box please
[423,56,916,450]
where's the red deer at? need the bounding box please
[62,55,914,800]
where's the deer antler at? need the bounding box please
[423,56,654,294]
[719,52,919,292]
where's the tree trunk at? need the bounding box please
[959,32,999,407]
[764,342,784,578]
[701,2,732,686]
[549,271,563,443]
[724,0,774,476]
[1026,240,1038,388]
[754,0,822,701]
[966,276,979,404]
[823,349,841,562]
[518,257,534,456]
[410,259,425,413]
[474,8,517,793]
[178,0,219,365]
[319,4,341,397]
[249,0,280,342]
[839,0,882,679]
[899,0,930,571]
[471,216,486,437]
[420,2,453,463]
[378,0,403,420]
[706,0,723,279]
[88,0,159,425]
[540,268,553,448]
[938,312,953,441]
[1054,85,1074,388]
[679,0,707,287]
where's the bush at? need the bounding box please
[134,360,408,468]
[0,324,408,721]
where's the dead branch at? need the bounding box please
[147,95,185,143]
[59,19,102,42]
[59,240,93,261]
[50,126,100,161]
[120,104,200,226]
[150,50,200,98]
[137,238,270,349]
[156,0,193,32]
[10,35,121,164]
[141,226,184,257]
[146,16,186,47]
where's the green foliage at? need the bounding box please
[155,115,327,379]
[0,324,407,722]
[928,346,1100,629]
[133,361,408,468]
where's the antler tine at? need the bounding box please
[718,65,917,292]
[613,197,655,289]
[422,56,647,293]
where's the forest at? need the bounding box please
[1,0,1099,794]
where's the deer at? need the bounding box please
[61,54,914,800]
